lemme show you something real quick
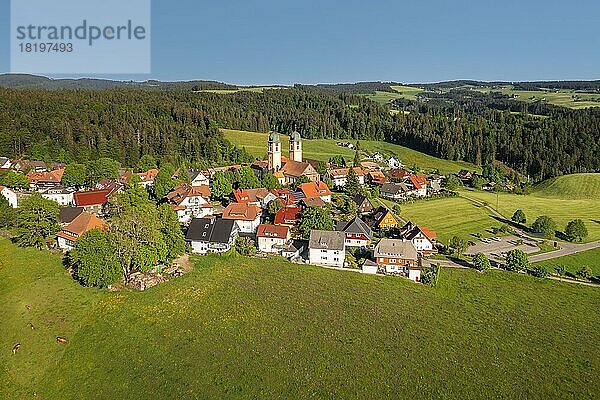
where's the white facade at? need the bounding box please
[176,196,212,223]
[0,158,11,169]
[412,235,434,252]
[0,187,18,208]
[57,235,75,251]
[190,173,210,187]
[408,269,421,282]
[388,157,401,168]
[41,189,74,206]
[257,236,288,253]
[233,217,261,234]
[308,248,345,268]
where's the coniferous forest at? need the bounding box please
[0,85,598,181]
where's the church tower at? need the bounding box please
[268,131,282,171]
[289,131,303,162]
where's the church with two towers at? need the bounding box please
[262,131,319,185]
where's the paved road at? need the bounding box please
[529,240,600,263]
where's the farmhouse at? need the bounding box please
[336,217,373,248]
[369,206,399,230]
[374,239,420,281]
[408,175,428,197]
[222,203,261,233]
[58,206,84,226]
[187,169,210,187]
[308,230,346,268]
[399,221,437,255]
[27,168,65,191]
[73,189,113,215]
[186,217,239,254]
[380,182,410,200]
[56,211,106,250]
[136,168,159,188]
[0,157,11,169]
[256,223,291,254]
[166,183,212,223]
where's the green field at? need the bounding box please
[400,196,498,244]
[459,176,600,242]
[222,128,479,174]
[534,248,600,278]
[533,173,600,200]
[365,85,424,104]
[475,86,600,109]
[1,239,598,399]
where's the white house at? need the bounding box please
[308,230,346,268]
[222,203,261,233]
[388,157,402,168]
[327,167,366,188]
[188,170,210,187]
[399,222,437,255]
[298,181,332,203]
[256,224,291,254]
[186,217,239,254]
[166,183,212,223]
[41,187,75,206]
[0,185,19,208]
[56,212,106,251]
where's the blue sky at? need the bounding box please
[1,0,599,84]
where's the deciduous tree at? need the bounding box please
[564,219,588,242]
[505,249,529,272]
[14,195,59,249]
[71,229,122,288]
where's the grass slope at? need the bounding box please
[400,196,498,243]
[1,240,598,399]
[475,86,600,109]
[365,85,424,104]
[533,173,600,200]
[222,128,478,174]
[534,248,600,278]
[460,177,600,242]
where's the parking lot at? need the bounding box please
[466,235,541,261]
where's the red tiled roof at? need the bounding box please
[137,168,159,182]
[274,206,302,225]
[57,211,106,240]
[257,224,290,239]
[299,181,332,199]
[409,175,428,190]
[233,189,250,204]
[73,189,112,207]
[27,169,64,184]
[222,203,260,221]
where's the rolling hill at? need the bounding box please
[222,128,479,175]
[532,173,600,200]
[1,239,598,399]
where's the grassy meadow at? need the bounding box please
[1,239,598,399]
[222,128,479,174]
[475,86,600,109]
[459,175,600,242]
[400,196,498,244]
[534,248,600,278]
[365,85,424,104]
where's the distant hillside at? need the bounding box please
[297,82,399,95]
[0,74,238,91]
[533,173,600,200]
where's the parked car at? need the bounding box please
[467,241,476,247]
[492,237,502,242]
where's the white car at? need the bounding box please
[492,237,502,242]
[481,238,491,244]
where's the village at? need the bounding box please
[0,133,450,284]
